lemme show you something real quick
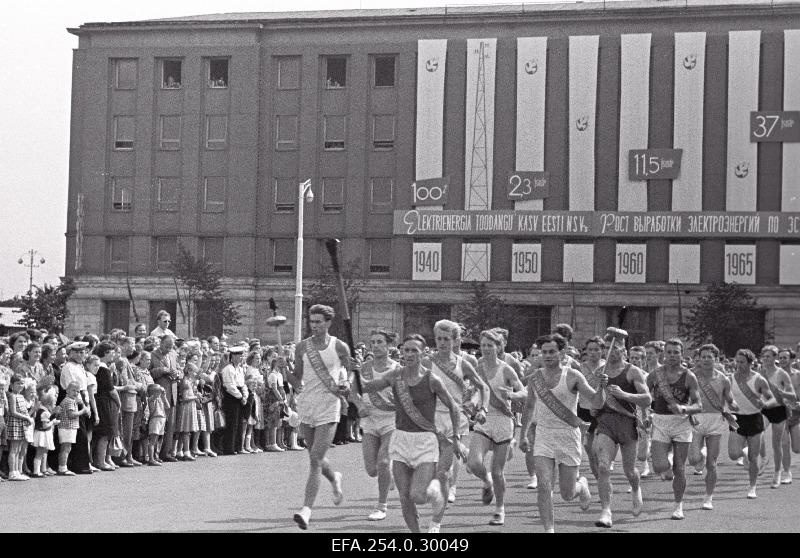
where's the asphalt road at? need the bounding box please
[1,432,799,533]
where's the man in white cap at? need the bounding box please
[58,342,93,474]
[220,345,248,455]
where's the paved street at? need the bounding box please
[2,434,799,533]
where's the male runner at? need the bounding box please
[592,336,651,527]
[287,304,353,530]
[467,329,526,526]
[425,320,489,532]
[629,346,652,477]
[688,343,738,510]
[360,334,465,533]
[778,348,800,483]
[354,329,401,521]
[518,334,608,533]
[759,345,798,488]
[727,348,779,500]
[646,338,702,520]
[578,336,605,480]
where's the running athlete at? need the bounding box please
[578,336,606,479]
[592,336,651,528]
[354,329,401,521]
[728,349,779,500]
[467,329,526,526]
[629,346,652,477]
[758,345,798,488]
[646,338,702,520]
[425,320,489,532]
[360,334,465,533]
[518,334,608,533]
[778,348,800,484]
[287,305,353,530]
[688,344,738,510]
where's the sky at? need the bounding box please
[0,0,603,300]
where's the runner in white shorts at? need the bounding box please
[466,329,526,527]
[359,333,465,533]
[425,319,488,533]
[518,334,608,533]
[354,329,401,522]
[645,338,702,520]
[778,348,800,484]
[688,343,739,510]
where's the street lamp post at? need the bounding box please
[294,179,314,343]
[18,250,46,296]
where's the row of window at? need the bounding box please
[113,113,395,152]
[107,237,392,275]
[112,55,396,91]
[109,176,394,214]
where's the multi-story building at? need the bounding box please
[64,1,800,350]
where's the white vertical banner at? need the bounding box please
[465,39,497,211]
[618,34,651,212]
[569,35,599,211]
[563,243,594,283]
[416,40,448,212]
[779,244,800,285]
[511,243,542,282]
[412,242,442,281]
[673,32,706,211]
[461,242,491,281]
[726,31,761,211]
[784,30,800,211]
[669,244,701,284]
[615,243,647,283]
[724,244,756,285]
[515,37,548,211]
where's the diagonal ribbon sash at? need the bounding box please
[361,361,396,412]
[696,373,739,430]
[655,370,698,426]
[394,376,452,446]
[735,374,764,411]
[531,369,587,429]
[599,365,643,428]
[432,355,466,394]
[478,362,514,418]
[304,339,348,407]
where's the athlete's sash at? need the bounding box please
[734,374,764,411]
[531,368,587,429]
[361,361,396,412]
[478,362,514,418]
[431,355,466,393]
[303,339,348,408]
[654,370,699,427]
[598,365,644,428]
[394,376,452,446]
[696,373,739,430]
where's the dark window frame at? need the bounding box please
[208,58,229,88]
[323,115,346,151]
[373,55,396,88]
[325,57,347,89]
[161,59,183,89]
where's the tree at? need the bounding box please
[15,277,77,333]
[173,245,242,337]
[681,282,772,357]
[305,258,363,340]
[456,282,522,345]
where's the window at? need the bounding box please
[113,116,135,150]
[104,301,131,333]
[114,59,137,89]
[111,178,133,212]
[274,178,296,212]
[208,58,228,88]
[373,56,395,87]
[372,115,395,150]
[275,115,298,150]
[162,60,182,89]
[155,237,177,272]
[159,115,181,150]
[277,57,300,89]
[505,306,552,353]
[403,304,451,346]
[369,239,391,274]
[202,237,224,269]
[273,239,295,273]
[204,177,226,213]
[109,237,130,271]
[322,178,344,213]
[603,307,657,348]
[325,57,347,88]
[370,177,393,213]
[195,300,223,338]
[324,115,346,150]
[206,115,228,149]
[156,178,180,212]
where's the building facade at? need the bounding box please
[65,1,800,350]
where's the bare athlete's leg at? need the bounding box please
[491,440,510,513]
[671,441,689,503]
[584,430,598,479]
[525,426,537,488]
[651,440,672,474]
[393,460,419,532]
[704,435,721,501]
[769,420,786,485]
[362,431,393,515]
[746,433,763,497]
[467,432,492,492]
[593,433,617,525]
[534,455,557,532]
[302,422,339,508]
[431,440,454,524]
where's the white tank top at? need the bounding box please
[299,336,347,417]
[730,373,762,415]
[359,359,398,416]
[480,361,509,417]
[432,354,464,413]
[534,367,578,430]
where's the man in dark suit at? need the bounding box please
[150,334,182,461]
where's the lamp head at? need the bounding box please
[305,189,314,203]
[17,258,23,265]
[266,315,288,328]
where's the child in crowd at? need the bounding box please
[57,381,88,476]
[32,386,60,477]
[265,357,287,451]
[177,362,200,460]
[21,379,37,475]
[6,375,34,480]
[147,383,167,466]
[243,373,263,453]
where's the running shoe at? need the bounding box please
[482,483,494,505]
[293,508,311,530]
[489,511,505,526]
[427,524,440,533]
[702,496,713,510]
[693,467,704,476]
[747,486,758,499]
[332,471,344,506]
[781,471,792,484]
[447,486,457,504]
[526,475,538,490]
[367,508,387,521]
[595,509,613,528]
[671,505,685,520]
[578,476,592,511]
[771,471,781,489]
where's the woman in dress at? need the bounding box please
[92,342,121,472]
[17,342,45,384]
